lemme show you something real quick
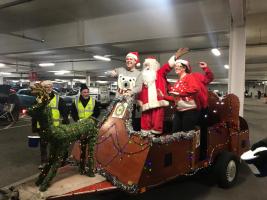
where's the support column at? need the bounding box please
[228,24,246,116]
[86,75,90,86]
[70,80,74,89]
[0,76,3,84]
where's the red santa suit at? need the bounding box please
[138,57,171,134]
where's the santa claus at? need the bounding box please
[138,48,189,135]
[137,57,172,134]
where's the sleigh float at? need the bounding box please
[14,92,249,199]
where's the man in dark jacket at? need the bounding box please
[31,80,69,169]
[70,84,100,121]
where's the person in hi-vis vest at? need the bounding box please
[70,84,100,122]
[31,80,69,168]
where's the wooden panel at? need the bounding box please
[207,123,229,161]
[96,103,150,185]
[138,140,193,188]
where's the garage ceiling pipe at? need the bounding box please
[8,32,45,43]
[0,0,34,10]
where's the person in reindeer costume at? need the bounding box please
[138,48,188,135]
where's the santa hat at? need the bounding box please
[80,84,89,92]
[126,52,140,67]
[41,80,53,87]
[143,56,160,71]
[175,59,192,72]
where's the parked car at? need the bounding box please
[0,85,20,122]
[16,88,36,109]
[90,86,110,107]
[17,88,65,109]
[61,89,79,108]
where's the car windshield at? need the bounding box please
[18,89,33,96]
[66,90,78,96]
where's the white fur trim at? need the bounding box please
[176,99,197,111]
[144,59,160,70]
[126,53,138,60]
[176,59,189,67]
[168,55,176,67]
[136,63,141,67]
[148,81,158,108]
[141,100,169,111]
[151,129,162,134]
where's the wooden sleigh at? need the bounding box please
[95,92,250,193]
[15,92,250,199]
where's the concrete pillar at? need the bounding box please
[228,24,246,116]
[86,75,90,86]
[0,76,3,84]
[70,80,74,89]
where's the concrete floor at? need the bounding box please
[0,98,267,199]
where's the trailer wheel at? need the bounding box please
[214,151,239,188]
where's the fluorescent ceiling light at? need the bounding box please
[73,79,86,82]
[0,63,6,67]
[49,70,70,73]
[39,63,55,67]
[54,72,66,75]
[224,64,229,69]
[96,81,109,84]
[0,72,12,75]
[93,55,111,61]
[53,70,70,75]
[20,79,30,82]
[211,48,221,56]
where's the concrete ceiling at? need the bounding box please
[0,0,265,83]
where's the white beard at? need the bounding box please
[142,69,157,86]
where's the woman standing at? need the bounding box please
[159,59,200,132]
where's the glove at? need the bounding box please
[168,56,176,67]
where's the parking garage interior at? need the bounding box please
[1,0,267,199]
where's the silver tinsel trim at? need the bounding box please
[99,96,198,143]
[97,168,139,193]
[151,130,196,144]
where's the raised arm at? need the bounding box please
[199,61,214,85]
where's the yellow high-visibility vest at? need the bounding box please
[37,94,60,128]
[75,96,95,120]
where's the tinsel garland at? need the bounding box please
[97,168,139,193]
[98,95,197,142]
[151,130,196,144]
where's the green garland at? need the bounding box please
[29,89,98,191]
[35,106,97,191]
